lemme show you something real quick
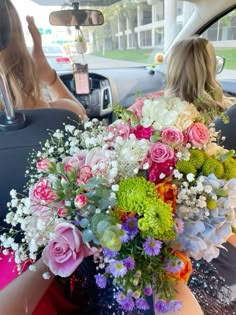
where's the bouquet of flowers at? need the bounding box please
[1,94,236,313]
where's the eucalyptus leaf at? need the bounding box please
[98,198,112,210]
[82,229,94,243]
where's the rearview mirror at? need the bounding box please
[49,10,104,27]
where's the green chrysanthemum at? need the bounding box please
[138,199,176,240]
[202,157,224,178]
[176,160,197,175]
[223,158,236,180]
[116,177,157,214]
[189,149,206,169]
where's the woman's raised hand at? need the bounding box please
[26,15,56,85]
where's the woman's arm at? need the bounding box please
[26,15,88,121]
[0,258,55,315]
[154,283,203,315]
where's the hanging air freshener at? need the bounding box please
[74,27,87,54]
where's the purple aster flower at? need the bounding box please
[103,247,118,258]
[123,256,135,270]
[119,229,130,243]
[122,217,139,239]
[143,238,162,256]
[94,274,107,288]
[119,296,135,311]
[155,300,169,313]
[115,291,125,304]
[168,300,183,312]
[143,285,153,296]
[165,258,184,273]
[136,297,150,310]
[174,218,184,234]
[109,260,127,277]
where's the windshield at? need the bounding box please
[12,0,194,69]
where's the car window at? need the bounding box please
[12,0,194,69]
[201,8,236,80]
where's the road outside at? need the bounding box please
[71,53,236,81]
[71,54,148,69]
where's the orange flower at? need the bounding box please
[117,208,136,223]
[156,182,178,212]
[166,250,192,284]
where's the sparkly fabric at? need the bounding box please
[188,259,236,315]
[59,256,155,315]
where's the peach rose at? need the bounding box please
[187,122,209,148]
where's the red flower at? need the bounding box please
[132,125,154,140]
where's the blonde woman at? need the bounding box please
[165,36,235,120]
[165,36,236,314]
[0,0,87,121]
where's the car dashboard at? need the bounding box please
[59,67,166,120]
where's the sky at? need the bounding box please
[12,0,54,28]
[11,0,63,44]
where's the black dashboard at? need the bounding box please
[60,67,166,120]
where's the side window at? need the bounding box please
[202,9,236,80]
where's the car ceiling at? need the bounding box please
[31,0,121,6]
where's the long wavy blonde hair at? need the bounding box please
[0,0,41,110]
[165,37,232,119]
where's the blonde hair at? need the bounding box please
[0,0,41,110]
[165,37,231,119]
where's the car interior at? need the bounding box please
[0,1,236,313]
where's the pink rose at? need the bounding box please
[85,148,111,176]
[146,90,164,99]
[74,194,88,209]
[149,142,174,163]
[187,122,210,148]
[57,207,68,217]
[128,97,145,119]
[63,151,87,169]
[32,178,57,205]
[132,125,154,140]
[42,222,96,277]
[64,164,75,174]
[107,121,130,141]
[77,165,93,185]
[36,158,53,172]
[161,127,184,146]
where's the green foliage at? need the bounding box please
[113,104,139,125]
